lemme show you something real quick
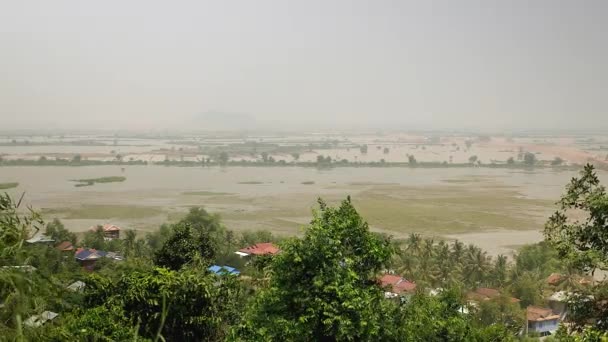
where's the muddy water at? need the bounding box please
[0,165,593,198]
[1,165,605,253]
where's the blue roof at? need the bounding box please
[208,265,240,275]
[75,249,107,261]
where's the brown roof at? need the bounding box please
[527,306,560,322]
[547,273,564,286]
[56,241,74,251]
[467,287,520,303]
[89,224,121,232]
[238,243,279,256]
[379,274,416,294]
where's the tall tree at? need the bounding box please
[45,218,77,245]
[544,164,608,333]
[154,223,215,270]
[238,198,394,341]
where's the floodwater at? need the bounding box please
[1,165,606,255]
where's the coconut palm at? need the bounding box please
[123,229,137,258]
[464,247,491,286]
[491,254,508,287]
[451,240,465,264]
[406,233,422,256]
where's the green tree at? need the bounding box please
[544,164,608,333]
[544,164,608,273]
[83,226,106,250]
[473,294,524,335]
[469,155,478,164]
[523,152,536,166]
[261,152,269,162]
[238,198,394,341]
[68,267,242,341]
[408,155,417,165]
[218,151,229,166]
[551,157,564,166]
[393,289,513,341]
[45,218,76,245]
[509,271,543,307]
[122,229,137,258]
[507,157,515,165]
[153,223,215,270]
[360,144,368,154]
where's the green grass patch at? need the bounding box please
[351,186,553,234]
[71,176,126,187]
[301,181,315,185]
[182,191,231,196]
[43,205,162,220]
[0,182,19,190]
[237,181,264,185]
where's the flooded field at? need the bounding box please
[2,165,605,256]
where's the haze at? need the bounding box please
[1,0,607,131]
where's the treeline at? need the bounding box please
[0,158,147,167]
[1,155,596,171]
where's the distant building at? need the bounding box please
[26,233,54,245]
[89,224,121,240]
[379,274,416,298]
[56,241,74,252]
[75,248,105,271]
[75,248,122,271]
[66,280,86,292]
[526,306,560,337]
[467,287,520,304]
[208,265,240,276]
[236,243,279,257]
[24,311,58,328]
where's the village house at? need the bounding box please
[208,265,240,276]
[75,248,106,271]
[55,241,74,252]
[466,287,520,304]
[379,274,416,299]
[74,248,122,270]
[90,224,121,240]
[24,311,59,328]
[25,233,54,245]
[235,242,279,257]
[526,306,560,337]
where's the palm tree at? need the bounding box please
[123,229,136,258]
[421,238,435,259]
[396,253,418,280]
[417,256,440,287]
[491,254,508,287]
[464,248,491,287]
[406,233,422,256]
[451,240,465,264]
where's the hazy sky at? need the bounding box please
[1,0,607,131]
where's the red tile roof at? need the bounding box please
[56,241,74,251]
[527,306,560,322]
[379,274,416,294]
[238,243,279,256]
